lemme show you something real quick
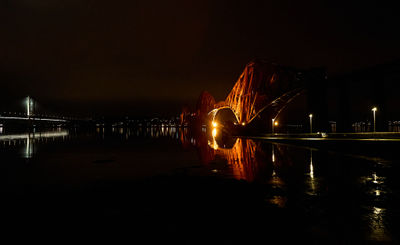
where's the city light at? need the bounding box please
[274,121,278,126]
[309,114,313,133]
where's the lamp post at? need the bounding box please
[309,114,313,133]
[272,118,275,134]
[372,107,377,132]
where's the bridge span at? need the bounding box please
[0,116,67,123]
[185,59,326,131]
[0,96,70,127]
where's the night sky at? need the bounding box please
[2,0,400,116]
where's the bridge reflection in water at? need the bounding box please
[207,136,262,182]
[119,124,320,194]
[0,130,69,158]
[0,124,395,242]
[179,126,318,195]
[173,126,393,241]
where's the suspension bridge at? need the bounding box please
[0,96,74,127]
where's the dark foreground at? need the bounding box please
[1,127,400,244]
[2,176,306,244]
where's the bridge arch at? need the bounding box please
[193,59,326,130]
[208,107,239,125]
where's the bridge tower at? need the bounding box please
[26,96,34,117]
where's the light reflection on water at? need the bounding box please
[358,165,392,242]
[0,130,69,158]
[0,125,398,243]
[149,126,397,243]
[306,149,318,196]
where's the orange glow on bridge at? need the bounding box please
[189,60,304,127]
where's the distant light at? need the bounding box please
[309,114,313,118]
[372,107,377,112]
[212,121,218,128]
[242,122,245,126]
[274,121,278,126]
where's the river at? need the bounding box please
[0,126,399,244]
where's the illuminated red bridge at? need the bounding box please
[184,59,325,131]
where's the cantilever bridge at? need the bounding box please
[188,60,325,130]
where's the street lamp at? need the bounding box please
[372,107,377,132]
[309,114,313,133]
[272,118,275,134]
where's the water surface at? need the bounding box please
[1,126,399,244]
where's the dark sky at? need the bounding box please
[1,0,400,116]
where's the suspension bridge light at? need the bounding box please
[26,96,30,117]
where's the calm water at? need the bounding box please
[1,126,400,244]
